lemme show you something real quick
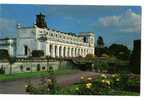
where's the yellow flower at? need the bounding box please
[25,85,28,88]
[116,78,120,81]
[106,80,110,85]
[80,76,84,80]
[101,80,105,83]
[112,74,116,78]
[86,83,92,89]
[75,87,79,90]
[47,79,52,84]
[101,74,107,78]
[88,77,92,81]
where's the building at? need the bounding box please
[0,38,16,57]
[16,13,95,58]
[0,13,95,74]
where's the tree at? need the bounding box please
[97,36,104,48]
[85,54,96,60]
[95,47,111,57]
[129,40,140,74]
[0,49,9,59]
[109,44,130,60]
[0,49,15,74]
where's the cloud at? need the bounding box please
[97,9,141,33]
[0,18,16,37]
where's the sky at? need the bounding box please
[0,4,141,49]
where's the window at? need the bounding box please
[20,65,23,71]
[83,36,87,43]
[37,64,41,71]
[42,66,45,70]
[26,67,30,71]
[24,45,28,55]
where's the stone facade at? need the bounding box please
[0,13,95,74]
[0,38,16,57]
[0,58,75,74]
[16,13,95,58]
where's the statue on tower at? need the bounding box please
[36,12,47,28]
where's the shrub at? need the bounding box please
[72,75,111,95]
[0,66,5,74]
[85,54,96,60]
[94,61,109,72]
[25,72,59,94]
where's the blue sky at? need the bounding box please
[0,4,141,49]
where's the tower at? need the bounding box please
[36,12,47,28]
[87,32,95,47]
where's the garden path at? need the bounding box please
[0,71,99,94]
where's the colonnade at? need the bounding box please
[45,44,94,58]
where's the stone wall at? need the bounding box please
[0,59,75,74]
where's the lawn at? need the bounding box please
[0,69,79,81]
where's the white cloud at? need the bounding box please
[97,9,141,33]
[0,18,16,37]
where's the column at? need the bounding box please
[76,48,78,57]
[52,44,55,58]
[81,49,84,57]
[65,47,68,57]
[61,46,64,58]
[73,48,75,57]
[69,47,71,57]
[79,48,81,56]
[56,45,59,58]
[46,43,50,56]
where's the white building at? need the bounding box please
[0,38,16,57]
[1,13,95,58]
[0,13,95,74]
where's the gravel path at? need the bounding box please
[0,71,99,94]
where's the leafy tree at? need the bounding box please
[129,40,140,74]
[97,36,104,48]
[85,54,96,60]
[95,47,111,57]
[0,49,9,59]
[0,49,15,74]
[109,44,130,60]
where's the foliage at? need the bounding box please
[97,36,104,48]
[95,47,111,57]
[94,61,109,73]
[85,54,96,60]
[0,49,10,59]
[0,66,5,74]
[25,68,60,94]
[69,75,112,95]
[32,50,44,57]
[63,73,140,95]
[25,77,59,94]
[129,40,140,74]
[109,44,130,60]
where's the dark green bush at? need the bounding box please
[0,67,5,74]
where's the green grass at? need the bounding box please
[0,69,79,81]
